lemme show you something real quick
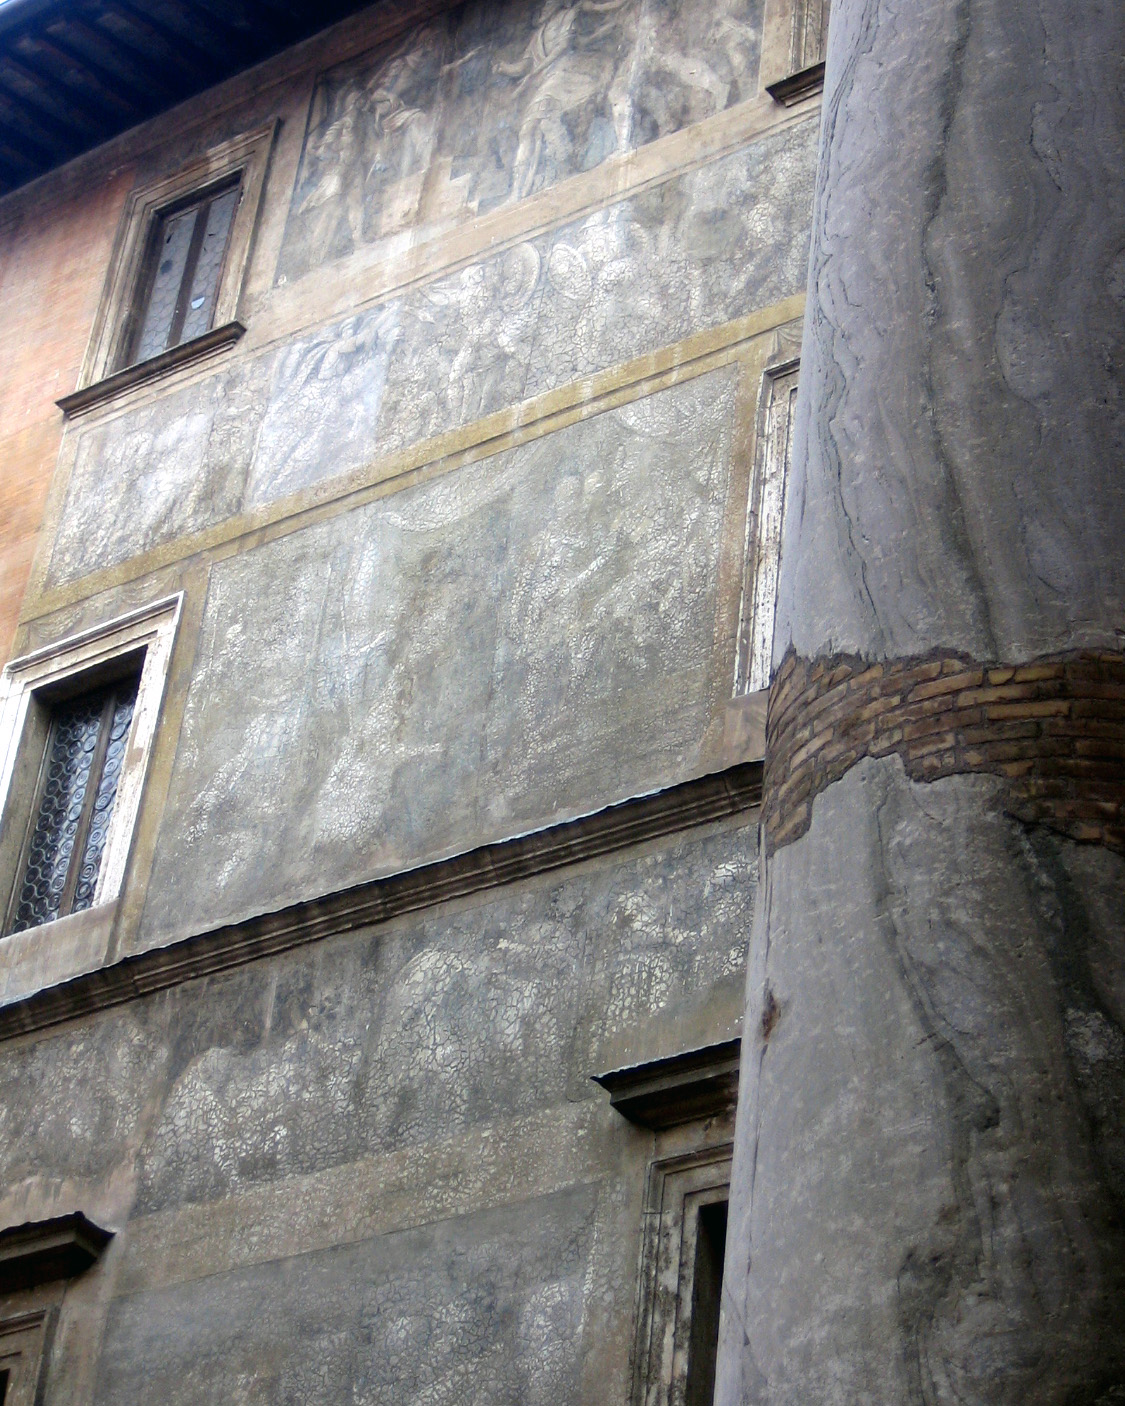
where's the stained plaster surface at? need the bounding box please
[275,0,766,284]
[46,118,817,586]
[95,1187,598,1406]
[718,758,1125,1403]
[0,818,755,1403]
[136,368,739,946]
[773,0,1125,665]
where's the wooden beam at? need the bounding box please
[100,0,221,86]
[0,84,78,163]
[22,32,141,116]
[0,136,41,182]
[47,16,166,102]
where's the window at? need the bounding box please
[124,180,241,368]
[0,1312,50,1406]
[763,0,830,104]
[60,123,276,415]
[0,1213,112,1406]
[0,596,181,937]
[9,669,141,933]
[684,1200,728,1406]
[594,1042,737,1406]
[631,1147,733,1406]
[789,0,830,75]
[735,360,798,695]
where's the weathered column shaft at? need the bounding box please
[717,0,1125,1399]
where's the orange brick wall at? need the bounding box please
[0,168,133,664]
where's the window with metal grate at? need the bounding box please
[11,673,140,933]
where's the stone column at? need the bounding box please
[716,0,1125,1399]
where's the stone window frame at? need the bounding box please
[59,122,277,416]
[0,595,182,940]
[630,1143,733,1406]
[762,0,830,104]
[735,357,799,696]
[0,1308,51,1406]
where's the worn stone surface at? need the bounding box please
[719,0,1125,1398]
[773,0,1125,666]
[136,368,740,944]
[275,0,765,284]
[720,759,1125,1403]
[0,0,805,1397]
[46,118,816,584]
[1,817,753,1201]
[95,1187,598,1406]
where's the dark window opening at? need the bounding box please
[125,181,240,367]
[0,1366,9,1406]
[10,672,141,933]
[684,1199,728,1406]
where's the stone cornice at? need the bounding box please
[0,761,761,1043]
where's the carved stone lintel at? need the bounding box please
[766,62,825,106]
[592,1039,741,1128]
[0,1213,113,1292]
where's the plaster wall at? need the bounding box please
[1,0,818,966]
[0,817,754,1405]
[0,0,816,1398]
[0,171,133,662]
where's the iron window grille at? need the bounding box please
[0,595,182,944]
[9,670,141,933]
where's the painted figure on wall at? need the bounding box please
[277,0,765,285]
[281,21,447,272]
[489,0,632,201]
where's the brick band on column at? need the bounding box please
[762,649,1125,856]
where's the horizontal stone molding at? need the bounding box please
[25,296,804,624]
[763,649,1125,855]
[0,761,761,1043]
[0,1212,113,1291]
[592,1039,741,1129]
[56,322,246,417]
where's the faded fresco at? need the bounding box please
[0,812,752,1399]
[276,0,764,283]
[96,1190,597,1405]
[136,368,738,943]
[48,119,814,587]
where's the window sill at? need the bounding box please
[765,61,826,106]
[0,902,117,1006]
[56,320,245,417]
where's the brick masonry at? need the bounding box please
[762,648,1125,855]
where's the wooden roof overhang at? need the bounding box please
[0,0,375,194]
